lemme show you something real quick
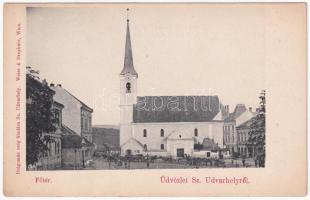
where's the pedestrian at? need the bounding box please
[108,156,111,169]
[146,159,150,168]
[242,155,246,167]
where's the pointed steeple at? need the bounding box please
[120,8,138,77]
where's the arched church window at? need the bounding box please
[194,128,198,137]
[126,82,131,93]
[143,144,147,151]
[143,129,147,137]
[160,129,164,137]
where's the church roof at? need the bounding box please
[120,19,138,77]
[133,96,221,123]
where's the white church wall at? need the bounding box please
[132,121,224,151]
[167,139,194,157]
[120,124,132,146]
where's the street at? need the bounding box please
[83,157,257,170]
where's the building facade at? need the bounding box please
[36,101,63,170]
[236,118,255,158]
[119,18,230,158]
[51,84,93,142]
[50,84,94,164]
[223,104,256,156]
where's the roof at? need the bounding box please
[120,20,138,77]
[236,117,254,129]
[61,124,77,135]
[53,101,64,109]
[232,104,247,119]
[202,138,220,151]
[224,104,247,122]
[64,88,93,112]
[51,85,93,112]
[61,125,93,148]
[133,96,221,123]
[82,136,94,147]
[121,137,143,148]
[61,134,82,148]
[92,127,120,147]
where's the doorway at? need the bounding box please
[177,148,184,157]
[126,149,132,156]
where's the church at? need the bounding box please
[119,14,231,158]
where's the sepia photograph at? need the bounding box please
[26,6,265,171]
[3,3,307,197]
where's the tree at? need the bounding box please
[248,90,266,167]
[26,66,56,168]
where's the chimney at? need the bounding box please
[50,83,55,87]
[249,107,252,112]
[57,84,62,87]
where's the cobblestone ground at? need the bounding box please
[83,157,257,170]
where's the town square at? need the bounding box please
[26,7,265,171]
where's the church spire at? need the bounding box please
[120,8,138,77]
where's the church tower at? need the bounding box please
[119,9,138,148]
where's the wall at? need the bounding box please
[52,86,82,135]
[61,148,83,169]
[81,108,93,142]
[223,121,237,152]
[121,139,144,155]
[92,127,120,150]
[166,139,194,157]
[132,121,224,152]
[36,132,62,170]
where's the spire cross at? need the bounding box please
[126,8,129,22]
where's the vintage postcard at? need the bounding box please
[3,3,307,196]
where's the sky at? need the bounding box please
[27,4,265,125]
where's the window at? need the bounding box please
[143,144,147,151]
[194,128,198,137]
[54,141,57,155]
[56,142,59,154]
[126,82,131,93]
[85,118,88,131]
[161,144,164,150]
[53,110,60,127]
[143,129,147,137]
[160,129,164,137]
[89,118,91,132]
